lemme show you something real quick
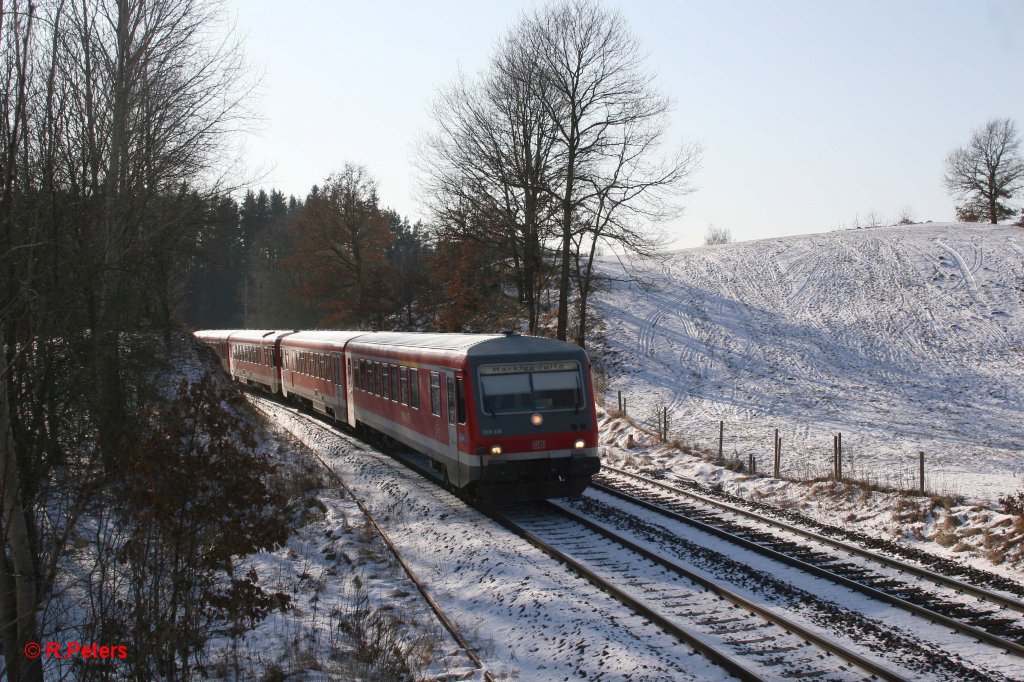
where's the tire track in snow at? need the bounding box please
[936,239,987,309]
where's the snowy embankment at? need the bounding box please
[593,223,1024,505]
[248,400,732,681]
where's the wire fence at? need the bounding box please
[608,391,968,500]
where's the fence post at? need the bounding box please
[833,434,837,480]
[617,391,622,413]
[718,421,724,462]
[663,406,668,442]
[774,429,780,478]
[919,451,925,494]
[837,432,843,482]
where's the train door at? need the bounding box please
[331,353,343,421]
[445,374,461,486]
[343,352,357,427]
[283,349,293,397]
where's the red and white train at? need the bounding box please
[195,329,601,501]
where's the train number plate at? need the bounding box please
[532,440,546,450]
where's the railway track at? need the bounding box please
[487,500,906,680]
[249,397,495,682]
[583,465,1024,677]
[264,396,895,680]
[255,394,1024,680]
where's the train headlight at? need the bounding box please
[574,439,586,450]
[531,413,543,426]
[490,445,503,455]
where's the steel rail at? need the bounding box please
[595,466,1024,658]
[601,464,1024,614]
[252,398,495,682]
[489,501,904,682]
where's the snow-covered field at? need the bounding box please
[593,223,1024,505]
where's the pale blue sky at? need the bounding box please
[230,0,1024,247]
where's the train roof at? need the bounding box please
[225,330,291,344]
[348,332,586,358]
[347,332,502,352]
[194,329,235,341]
[279,330,367,349]
[196,329,587,358]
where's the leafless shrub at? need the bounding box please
[896,206,915,224]
[704,224,732,245]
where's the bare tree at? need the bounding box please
[525,0,700,342]
[1,0,256,677]
[704,224,731,245]
[418,0,699,343]
[944,118,1024,224]
[418,32,561,334]
[864,210,885,228]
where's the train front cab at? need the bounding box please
[461,339,601,502]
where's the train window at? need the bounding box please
[400,367,409,405]
[409,369,420,409]
[446,376,456,426]
[480,368,582,413]
[390,364,399,401]
[531,370,582,409]
[382,364,390,400]
[430,372,441,417]
[480,373,531,413]
[360,359,367,390]
[319,354,326,379]
[456,377,466,425]
[375,362,383,396]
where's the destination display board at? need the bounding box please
[479,361,578,375]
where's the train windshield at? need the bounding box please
[480,368,582,414]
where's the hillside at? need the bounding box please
[593,223,1024,504]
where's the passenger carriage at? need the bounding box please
[195,328,601,501]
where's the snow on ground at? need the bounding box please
[256,400,735,682]
[205,409,483,681]
[598,406,1024,584]
[593,223,1024,505]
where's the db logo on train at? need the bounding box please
[532,440,546,450]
